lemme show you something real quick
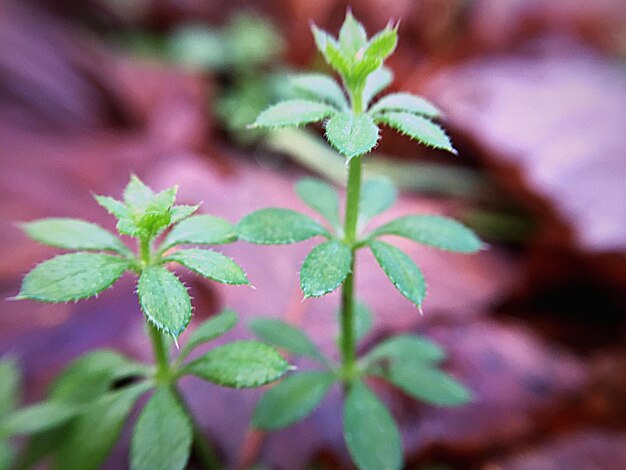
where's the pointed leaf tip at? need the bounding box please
[339,9,368,56]
[138,266,192,338]
[376,112,455,154]
[369,240,426,307]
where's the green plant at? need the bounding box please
[5,176,289,470]
[242,11,483,470]
[167,12,287,144]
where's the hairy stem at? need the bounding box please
[148,324,169,384]
[340,156,363,385]
[139,237,151,267]
[350,84,365,114]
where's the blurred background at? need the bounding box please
[1,0,625,468]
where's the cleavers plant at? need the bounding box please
[242,10,483,470]
[4,176,289,470]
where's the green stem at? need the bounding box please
[139,237,151,267]
[148,325,220,469]
[350,84,365,114]
[148,324,169,383]
[344,156,363,245]
[340,156,363,385]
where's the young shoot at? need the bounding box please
[10,175,289,470]
[243,10,483,470]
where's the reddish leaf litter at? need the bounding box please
[425,36,626,254]
[1,0,625,468]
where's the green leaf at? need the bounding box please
[362,67,393,107]
[345,25,397,87]
[179,309,237,361]
[136,213,171,239]
[131,387,192,470]
[116,217,141,237]
[225,13,284,67]
[363,334,445,368]
[13,428,66,470]
[291,74,348,110]
[295,178,341,229]
[311,24,333,58]
[49,350,147,404]
[253,371,335,430]
[148,186,177,214]
[53,382,151,470]
[369,92,440,118]
[249,317,324,362]
[300,240,352,297]
[138,266,192,338]
[369,240,426,308]
[123,175,154,211]
[134,186,177,238]
[94,195,130,220]
[21,218,131,255]
[17,253,129,302]
[252,99,336,128]
[237,208,329,244]
[170,205,199,225]
[325,41,352,78]
[0,358,20,415]
[350,60,382,90]
[325,112,379,159]
[311,26,350,77]
[0,440,13,470]
[343,380,402,470]
[14,351,146,470]
[376,112,456,154]
[359,178,398,224]
[165,248,248,285]
[382,364,472,406]
[167,26,225,70]
[161,214,236,251]
[338,10,368,56]
[371,215,482,253]
[111,176,179,239]
[186,341,289,388]
[363,25,398,63]
[0,402,78,437]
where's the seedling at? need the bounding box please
[243,11,483,470]
[7,176,289,470]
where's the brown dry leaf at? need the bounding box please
[425,37,626,254]
[488,430,626,470]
